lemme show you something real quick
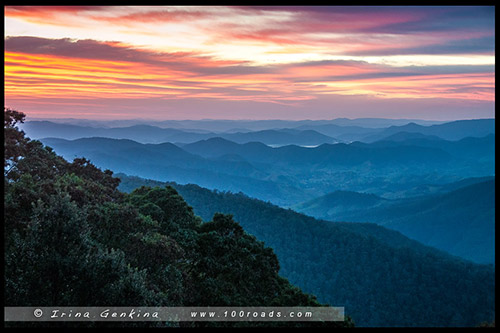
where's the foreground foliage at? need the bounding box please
[4,108,353,327]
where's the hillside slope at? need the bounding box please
[336,181,495,264]
[296,181,495,264]
[118,174,495,327]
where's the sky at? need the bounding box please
[4,6,495,120]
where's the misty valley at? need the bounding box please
[6,113,495,327]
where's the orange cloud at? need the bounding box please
[6,45,495,107]
[303,72,494,101]
[4,33,495,122]
[4,49,311,106]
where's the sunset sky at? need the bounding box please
[4,6,495,120]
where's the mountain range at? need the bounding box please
[363,119,495,142]
[25,117,446,132]
[20,121,338,146]
[11,114,495,327]
[39,128,494,206]
[21,118,494,145]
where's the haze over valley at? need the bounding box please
[21,116,495,267]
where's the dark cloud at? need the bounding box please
[237,6,494,34]
[5,36,192,66]
[344,35,494,57]
[229,6,494,57]
[292,67,493,83]
[4,36,274,76]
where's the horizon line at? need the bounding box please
[24,116,494,122]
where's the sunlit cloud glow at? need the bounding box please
[4,6,495,120]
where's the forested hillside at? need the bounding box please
[296,181,495,264]
[118,175,495,327]
[4,108,352,328]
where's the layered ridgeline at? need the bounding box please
[38,128,494,206]
[362,119,495,143]
[21,118,492,144]
[20,117,445,134]
[38,137,308,206]
[294,179,495,264]
[19,121,339,146]
[117,174,495,327]
[4,109,353,328]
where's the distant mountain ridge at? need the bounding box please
[21,118,494,147]
[363,119,494,142]
[21,121,338,146]
[26,117,447,131]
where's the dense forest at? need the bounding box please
[4,108,353,328]
[118,175,496,327]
